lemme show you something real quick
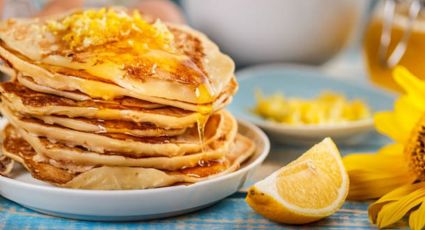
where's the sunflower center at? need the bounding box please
[405,116,425,181]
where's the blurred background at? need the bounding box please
[2,0,423,93]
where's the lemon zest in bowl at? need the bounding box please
[252,90,371,125]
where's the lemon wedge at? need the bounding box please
[246,138,349,224]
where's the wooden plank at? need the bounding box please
[0,193,380,229]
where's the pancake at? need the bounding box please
[30,115,187,137]
[0,45,236,111]
[2,124,255,190]
[1,108,236,166]
[2,105,236,157]
[0,155,14,176]
[15,73,237,112]
[0,56,15,79]
[0,82,202,129]
[11,120,235,170]
[0,81,163,109]
[17,73,92,101]
[0,8,236,108]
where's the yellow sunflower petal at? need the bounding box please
[377,143,404,156]
[409,199,425,230]
[369,183,425,221]
[343,152,415,200]
[369,182,425,227]
[374,111,410,143]
[394,96,424,134]
[394,66,425,109]
[376,186,425,228]
[349,173,416,200]
[344,149,403,171]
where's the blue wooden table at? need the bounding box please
[0,132,404,229]
[0,194,379,229]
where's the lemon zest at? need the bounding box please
[47,8,174,51]
[252,90,371,125]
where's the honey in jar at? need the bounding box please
[364,0,425,92]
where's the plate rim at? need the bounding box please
[0,119,270,196]
[253,117,374,132]
[235,63,396,100]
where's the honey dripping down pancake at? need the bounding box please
[0,7,255,191]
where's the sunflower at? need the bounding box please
[343,66,425,229]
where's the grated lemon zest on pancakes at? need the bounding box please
[47,8,174,52]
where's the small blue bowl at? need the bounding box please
[228,64,395,145]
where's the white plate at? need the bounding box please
[228,64,395,145]
[0,119,270,221]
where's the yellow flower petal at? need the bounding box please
[374,111,410,143]
[344,150,403,171]
[343,152,416,200]
[375,93,423,143]
[409,199,425,230]
[369,183,425,221]
[376,187,425,228]
[394,66,425,109]
[394,96,424,135]
[377,143,404,156]
[349,173,416,200]
[369,182,425,228]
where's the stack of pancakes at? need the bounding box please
[0,8,255,189]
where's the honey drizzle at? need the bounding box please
[195,83,213,152]
[196,113,210,152]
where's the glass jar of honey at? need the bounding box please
[364,0,425,92]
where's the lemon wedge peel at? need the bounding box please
[246,138,349,224]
